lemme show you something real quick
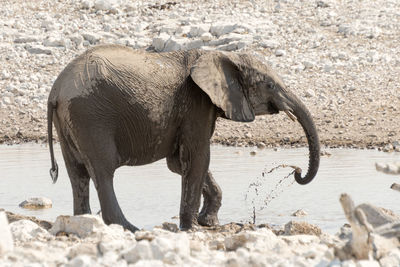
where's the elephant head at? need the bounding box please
[190,51,320,185]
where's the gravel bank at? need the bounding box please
[0,0,399,150]
[1,210,399,267]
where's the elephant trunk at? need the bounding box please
[285,93,320,185]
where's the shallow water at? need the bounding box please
[0,144,399,233]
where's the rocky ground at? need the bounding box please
[0,0,399,150]
[1,207,400,267]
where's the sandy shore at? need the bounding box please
[0,0,399,151]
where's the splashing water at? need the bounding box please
[245,164,299,224]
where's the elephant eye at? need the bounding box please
[268,82,275,89]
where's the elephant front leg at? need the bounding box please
[198,171,222,226]
[179,143,210,230]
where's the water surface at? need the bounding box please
[0,144,399,233]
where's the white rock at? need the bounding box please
[275,49,286,57]
[69,34,84,47]
[9,220,51,242]
[184,39,203,50]
[99,237,135,254]
[172,232,190,256]
[208,33,242,47]
[14,36,38,43]
[26,46,52,55]
[210,24,237,37]
[132,260,164,267]
[164,37,185,52]
[152,32,171,52]
[49,214,124,239]
[81,32,100,44]
[163,251,182,265]
[81,0,94,9]
[190,24,210,37]
[305,89,316,98]
[356,260,381,267]
[94,0,117,11]
[160,25,177,35]
[323,64,334,72]
[19,197,52,209]
[376,162,400,175]
[1,70,10,80]
[123,240,153,264]
[0,212,13,255]
[291,209,308,217]
[342,260,357,267]
[216,42,238,51]
[200,32,213,42]
[379,249,400,267]
[338,24,353,35]
[66,255,94,267]
[43,36,70,48]
[150,237,173,260]
[2,96,12,105]
[260,39,280,49]
[303,60,315,69]
[43,36,70,47]
[225,228,286,252]
[68,243,98,259]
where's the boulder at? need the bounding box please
[152,33,170,52]
[150,237,174,260]
[66,255,94,267]
[163,37,185,52]
[9,219,51,242]
[49,214,127,240]
[26,46,52,55]
[189,24,210,38]
[19,197,52,209]
[0,212,13,255]
[184,39,203,50]
[291,209,308,217]
[123,240,153,264]
[210,24,237,37]
[225,228,286,252]
[81,32,101,44]
[69,34,84,47]
[43,36,71,48]
[14,36,38,43]
[284,221,322,236]
[68,243,98,258]
[94,0,118,11]
[5,211,52,230]
[356,203,400,228]
[375,162,400,175]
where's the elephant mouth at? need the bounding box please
[267,102,279,114]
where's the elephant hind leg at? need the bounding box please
[92,170,139,233]
[167,152,222,227]
[198,171,222,227]
[74,131,139,233]
[59,133,91,215]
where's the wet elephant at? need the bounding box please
[47,45,320,232]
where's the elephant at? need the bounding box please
[47,44,320,232]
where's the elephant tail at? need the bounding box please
[48,100,59,184]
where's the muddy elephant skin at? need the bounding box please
[47,45,320,232]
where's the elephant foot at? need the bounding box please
[179,215,199,231]
[198,212,219,227]
[120,221,139,233]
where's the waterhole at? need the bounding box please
[0,144,399,233]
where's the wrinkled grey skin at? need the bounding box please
[48,45,320,232]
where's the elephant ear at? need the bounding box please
[190,53,255,122]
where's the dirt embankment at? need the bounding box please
[0,0,399,151]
